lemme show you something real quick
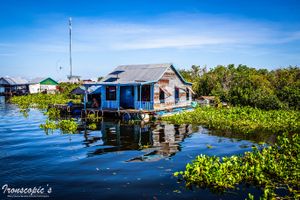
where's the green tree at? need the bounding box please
[180,64,300,110]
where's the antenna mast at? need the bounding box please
[69,17,72,79]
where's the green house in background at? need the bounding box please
[29,77,58,94]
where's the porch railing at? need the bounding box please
[102,100,119,109]
[135,101,154,110]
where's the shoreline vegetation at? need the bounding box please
[10,83,80,110]
[171,64,300,199]
[180,65,300,110]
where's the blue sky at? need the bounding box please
[0,0,300,79]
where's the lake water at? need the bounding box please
[0,99,266,199]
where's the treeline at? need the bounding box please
[180,64,300,110]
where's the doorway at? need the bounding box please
[120,86,134,109]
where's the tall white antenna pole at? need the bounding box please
[69,17,72,79]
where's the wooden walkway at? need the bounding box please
[50,103,193,120]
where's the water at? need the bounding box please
[0,99,264,199]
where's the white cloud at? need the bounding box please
[1,13,299,79]
[10,13,300,54]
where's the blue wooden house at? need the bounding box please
[84,63,193,112]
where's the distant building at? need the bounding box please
[82,79,95,84]
[58,75,81,84]
[0,77,29,96]
[197,96,215,106]
[67,75,81,83]
[29,77,58,94]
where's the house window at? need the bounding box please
[138,85,150,101]
[175,87,179,103]
[186,88,190,101]
[159,89,165,103]
[106,86,116,100]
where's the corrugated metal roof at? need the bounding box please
[30,77,47,84]
[101,63,172,84]
[0,77,28,85]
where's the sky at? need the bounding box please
[0,0,300,80]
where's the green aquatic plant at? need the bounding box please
[56,82,80,96]
[86,113,101,122]
[19,109,29,118]
[164,106,300,134]
[40,120,57,129]
[40,120,58,134]
[10,93,81,110]
[87,123,97,130]
[40,119,78,134]
[44,107,61,120]
[174,133,300,199]
[127,119,143,125]
[139,143,151,150]
[58,119,78,133]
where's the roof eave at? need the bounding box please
[83,81,157,87]
[156,64,193,86]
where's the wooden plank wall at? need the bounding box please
[154,67,192,110]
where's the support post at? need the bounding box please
[134,85,138,109]
[101,86,105,110]
[150,83,154,110]
[139,84,142,110]
[69,17,73,79]
[84,86,88,113]
[117,84,120,111]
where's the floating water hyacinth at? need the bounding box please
[174,133,300,199]
[40,119,78,134]
[164,106,300,134]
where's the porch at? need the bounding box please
[81,82,155,111]
[100,83,155,111]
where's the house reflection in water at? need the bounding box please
[83,121,195,161]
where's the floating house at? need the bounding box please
[84,63,193,113]
[29,77,58,94]
[0,77,29,95]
